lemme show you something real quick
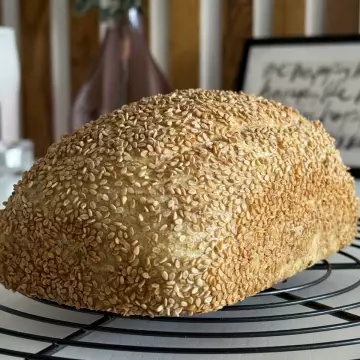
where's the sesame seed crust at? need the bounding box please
[0,89,357,316]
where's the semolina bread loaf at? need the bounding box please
[0,89,358,317]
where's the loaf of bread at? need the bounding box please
[0,89,357,316]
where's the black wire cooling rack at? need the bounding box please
[1,220,360,359]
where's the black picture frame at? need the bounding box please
[235,35,360,178]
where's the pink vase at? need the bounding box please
[70,8,171,131]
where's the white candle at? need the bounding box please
[305,0,326,36]
[253,0,274,38]
[149,0,169,76]
[0,27,20,143]
[50,0,71,141]
[199,0,221,89]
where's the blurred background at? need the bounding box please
[0,0,359,159]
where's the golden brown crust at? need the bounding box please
[0,89,357,316]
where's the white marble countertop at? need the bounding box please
[0,175,359,360]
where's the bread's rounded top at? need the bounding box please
[0,89,353,316]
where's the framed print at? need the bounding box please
[236,36,360,178]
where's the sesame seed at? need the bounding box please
[121,196,127,205]
[191,287,199,295]
[138,170,147,177]
[133,245,140,255]
[129,227,135,237]
[156,305,164,312]
[161,271,169,280]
